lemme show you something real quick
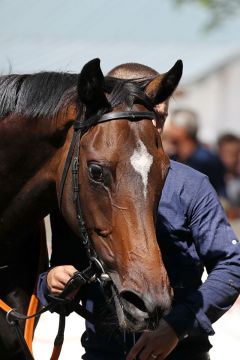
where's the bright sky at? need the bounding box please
[0,0,239,79]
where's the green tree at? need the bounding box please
[173,0,240,29]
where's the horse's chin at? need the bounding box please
[111,285,152,332]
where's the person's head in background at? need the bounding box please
[162,109,199,160]
[217,133,240,177]
[107,63,170,131]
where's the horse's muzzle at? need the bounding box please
[119,289,172,331]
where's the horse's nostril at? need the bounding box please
[120,290,147,313]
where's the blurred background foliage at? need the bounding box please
[173,0,240,29]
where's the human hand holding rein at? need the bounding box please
[126,319,179,360]
[47,265,78,296]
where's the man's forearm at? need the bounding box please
[164,263,240,338]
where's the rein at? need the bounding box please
[2,262,102,360]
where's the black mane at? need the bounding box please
[0,71,155,120]
[0,72,78,118]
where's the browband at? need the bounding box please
[74,111,156,131]
[99,111,156,123]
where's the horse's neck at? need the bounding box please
[0,115,60,241]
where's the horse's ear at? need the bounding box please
[77,58,109,110]
[146,60,183,104]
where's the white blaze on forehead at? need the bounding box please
[130,140,153,198]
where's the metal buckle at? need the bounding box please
[90,257,105,273]
[90,257,111,282]
[6,309,16,326]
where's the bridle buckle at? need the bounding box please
[90,257,111,282]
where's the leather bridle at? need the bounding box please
[58,109,157,276]
[58,110,156,209]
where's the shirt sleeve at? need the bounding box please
[37,271,50,306]
[164,176,240,338]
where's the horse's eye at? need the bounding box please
[88,164,104,183]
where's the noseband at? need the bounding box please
[58,110,157,277]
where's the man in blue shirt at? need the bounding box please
[38,63,240,360]
[162,109,226,196]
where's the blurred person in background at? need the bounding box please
[162,109,225,196]
[217,133,240,218]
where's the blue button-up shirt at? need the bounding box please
[37,160,240,341]
[158,160,240,337]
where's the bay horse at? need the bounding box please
[0,58,182,359]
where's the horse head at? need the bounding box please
[59,58,183,331]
